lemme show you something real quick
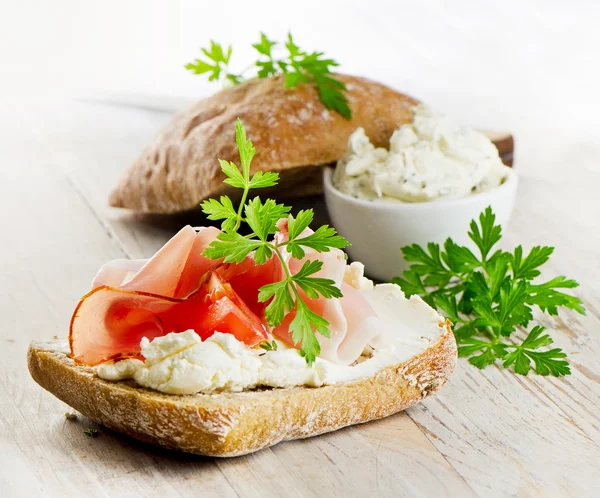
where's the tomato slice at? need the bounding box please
[216,256,283,320]
[160,272,268,346]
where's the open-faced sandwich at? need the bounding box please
[29,121,457,457]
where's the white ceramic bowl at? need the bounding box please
[323,167,519,281]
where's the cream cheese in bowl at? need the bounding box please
[334,104,510,203]
[325,104,518,281]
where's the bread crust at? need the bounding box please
[28,323,456,457]
[109,74,418,213]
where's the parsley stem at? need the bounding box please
[268,242,302,303]
[234,187,250,231]
[485,326,498,340]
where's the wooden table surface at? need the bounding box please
[1,90,599,497]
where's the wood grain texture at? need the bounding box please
[3,79,600,498]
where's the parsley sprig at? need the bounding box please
[393,207,585,376]
[185,33,351,119]
[201,119,349,364]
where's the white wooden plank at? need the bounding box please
[215,413,475,498]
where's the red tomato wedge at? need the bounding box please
[70,272,268,366]
[216,255,283,320]
[161,273,268,344]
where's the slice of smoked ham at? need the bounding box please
[70,287,178,364]
[123,226,221,298]
[70,225,268,365]
[70,273,268,365]
[91,226,221,297]
[92,259,148,289]
[272,220,383,365]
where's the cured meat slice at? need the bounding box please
[70,273,267,366]
[272,220,382,365]
[120,226,221,298]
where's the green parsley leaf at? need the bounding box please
[468,347,499,369]
[442,238,480,274]
[510,245,554,280]
[496,281,533,333]
[248,171,279,189]
[235,118,255,181]
[219,159,246,189]
[432,293,461,324]
[292,260,343,300]
[526,348,571,376]
[284,33,300,57]
[289,300,331,365]
[394,205,584,377]
[287,225,350,258]
[284,71,306,88]
[402,243,452,288]
[526,276,585,315]
[458,339,507,369]
[184,59,217,77]
[456,286,476,315]
[225,74,243,85]
[253,33,278,79]
[502,326,570,376]
[259,280,294,327]
[253,244,273,266]
[204,232,264,263]
[465,271,489,299]
[187,33,351,118]
[457,337,493,357]
[252,32,276,57]
[314,73,351,119]
[468,206,502,261]
[471,298,502,330]
[287,210,313,240]
[486,253,510,300]
[184,41,237,82]
[245,197,290,242]
[200,196,237,232]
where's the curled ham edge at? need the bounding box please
[70,226,225,365]
[271,219,385,365]
[71,222,389,367]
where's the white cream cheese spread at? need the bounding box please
[333,104,510,202]
[97,263,447,395]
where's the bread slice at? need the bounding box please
[108,74,419,214]
[27,323,456,457]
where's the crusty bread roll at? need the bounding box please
[109,75,418,213]
[28,322,456,457]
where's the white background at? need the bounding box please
[2,0,599,139]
